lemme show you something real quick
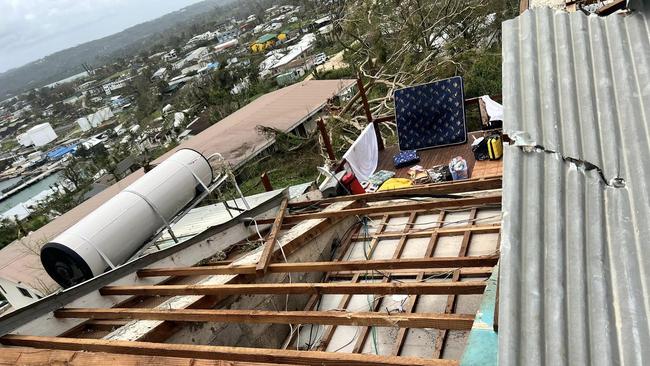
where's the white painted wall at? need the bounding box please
[0,277,43,309]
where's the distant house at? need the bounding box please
[173,47,209,70]
[101,76,134,96]
[76,107,114,131]
[17,123,57,147]
[163,49,178,62]
[216,26,240,43]
[214,39,239,53]
[151,67,169,81]
[250,33,287,52]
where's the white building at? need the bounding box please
[101,77,133,96]
[173,47,209,70]
[216,27,240,43]
[16,133,32,147]
[163,49,178,62]
[19,123,58,147]
[151,67,169,81]
[76,107,114,131]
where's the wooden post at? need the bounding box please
[356,77,384,150]
[260,172,273,192]
[256,198,289,275]
[317,118,336,161]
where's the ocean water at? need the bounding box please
[0,173,62,214]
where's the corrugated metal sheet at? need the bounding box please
[501,6,650,366]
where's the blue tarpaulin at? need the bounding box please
[47,144,77,160]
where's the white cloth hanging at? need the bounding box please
[481,95,504,122]
[343,123,378,182]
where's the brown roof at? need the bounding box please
[0,79,354,291]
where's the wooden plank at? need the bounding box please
[350,224,500,240]
[256,198,289,275]
[282,195,501,223]
[288,177,502,208]
[99,281,487,297]
[137,255,499,277]
[0,335,459,366]
[328,267,494,279]
[55,308,475,330]
[596,0,626,15]
[0,346,289,366]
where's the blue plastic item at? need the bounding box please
[393,150,420,168]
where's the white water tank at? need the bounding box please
[41,148,213,288]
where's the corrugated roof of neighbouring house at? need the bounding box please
[0,79,353,293]
[500,6,650,366]
[256,33,278,43]
[154,182,312,249]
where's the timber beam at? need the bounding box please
[289,177,502,208]
[137,255,499,277]
[0,335,459,366]
[282,195,502,223]
[54,308,475,330]
[99,281,487,297]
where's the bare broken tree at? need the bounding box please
[324,0,513,148]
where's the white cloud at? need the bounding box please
[0,0,204,72]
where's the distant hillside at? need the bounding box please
[0,0,232,99]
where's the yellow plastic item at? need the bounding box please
[378,178,413,191]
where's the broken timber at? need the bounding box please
[256,197,288,275]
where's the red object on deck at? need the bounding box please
[341,171,366,195]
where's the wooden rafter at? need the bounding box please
[256,198,289,275]
[349,224,500,240]
[288,177,502,208]
[99,281,487,297]
[54,308,476,330]
[0,335,460,366]
[0,346,300,366]
[282,195,501,223]
[137,255,499,277]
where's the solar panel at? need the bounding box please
[394,76,467,151]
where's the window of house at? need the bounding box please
[17,287,32,298]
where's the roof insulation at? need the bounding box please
[500,6,650,366]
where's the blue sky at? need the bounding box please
[0,0,205,72]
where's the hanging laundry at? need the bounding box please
[480,95,504,122]
[343,123,378,181]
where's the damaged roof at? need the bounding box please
[501,6,650,366]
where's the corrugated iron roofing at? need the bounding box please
[501,6,650,366]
